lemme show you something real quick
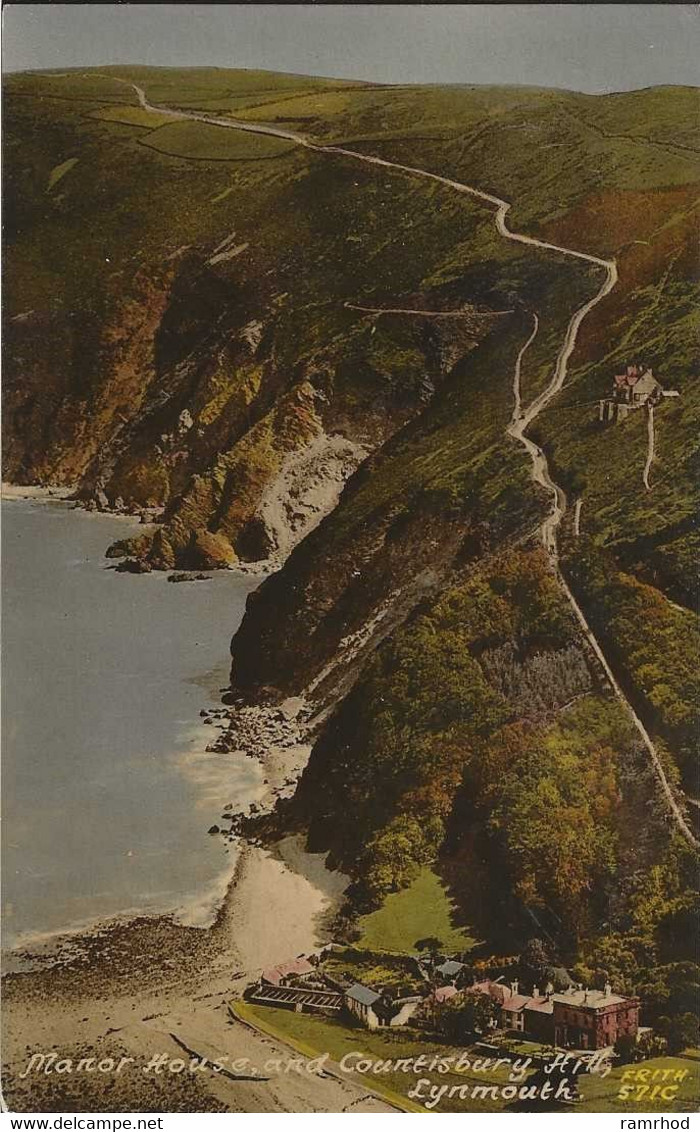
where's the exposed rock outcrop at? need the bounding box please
[187,529,236,569]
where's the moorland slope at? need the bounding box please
[4,68,699,1022]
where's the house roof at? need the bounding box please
[470,979,510,1004]
[433,985,459,1004]
[552,988,628,1009]
[262,957,314,985]
[524,996,554,1015]
[502,994,531,1013]
[614,365,658,390]
[472,978,556,1014]
[633,371,659,397]
[436,959,465,978]
[471,979,494,994]
[346,983,381,1007]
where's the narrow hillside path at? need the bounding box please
[643,405,655,490]
[344,301,512,319]
[507,316,696,848]
[509,311,540,426]
[84,73,697,848]
[574,498,583,536]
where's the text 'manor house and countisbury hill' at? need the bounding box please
[2,4,699,1115]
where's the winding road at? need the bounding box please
[82,74,698,846]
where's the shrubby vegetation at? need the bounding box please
[297,538,697,1039]
[572,827,699,1038]
[298,549,630,940]
[434,991,500,1042]
[566,540,699,789]
[479,641,591,719]
[469,702,625,940]
[319,946,423,998]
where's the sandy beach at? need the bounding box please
[0,487,390,1112]
[1,484,74,500]
[1,729,386,1113]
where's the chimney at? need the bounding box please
[604,982,612,997]
[533,986,540,999]
[510,980,519,996]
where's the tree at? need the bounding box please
[460,992,500,1037]
[571,962,594,987]
[521,938,551,983]
[435,992,500,1041]
[656,894,700,963]
[614,1033,637,1064]
[415,937,444,964]
[434,997,466,1041]
[636,1031,667,1061]
[364,815,432,899]
[664,1012,700,1055]
[545,965,576,993]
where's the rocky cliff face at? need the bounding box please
[5,68,698,975]
[229,311,548,703]
[4,68,507,571]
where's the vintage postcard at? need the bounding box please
[2,2,698,1121]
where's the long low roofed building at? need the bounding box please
[261,957,316,986]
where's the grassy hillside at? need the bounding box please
[356,867,477,953]
[4,69,698,1028]
[5,66,519,569]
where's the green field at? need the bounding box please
[89,104,175,130]
[357,867,478,954]
[236,1003,700,1113]
[578,1054,700,1114]
[139,119,298,161]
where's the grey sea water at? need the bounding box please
[1,496,261,952]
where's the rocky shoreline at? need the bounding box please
[1,827,351,1111]
[3,687,322,976]
[0,503,352,1112]
[200,697,315,844]
[4,713,343,996]
[3,488,322,978]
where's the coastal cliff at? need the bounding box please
[4,68,699,1007]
